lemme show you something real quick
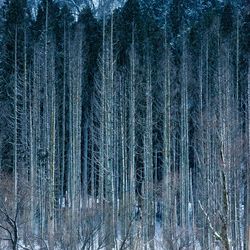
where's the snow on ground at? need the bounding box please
[2,219,206,249]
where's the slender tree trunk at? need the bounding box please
[180,36,189,246]
[247,56,250,250]
[128,23,136,247]
[14,25,18,212]
[163,31,171,237]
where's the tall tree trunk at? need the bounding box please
[180,36,189,246]
[14,25,18,212]
[247,56,250,250]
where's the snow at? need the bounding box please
[0,222,205,250]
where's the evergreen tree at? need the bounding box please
[220,2,234,37]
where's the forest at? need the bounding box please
[0,0,249,249]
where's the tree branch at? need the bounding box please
[198,200,223,242]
